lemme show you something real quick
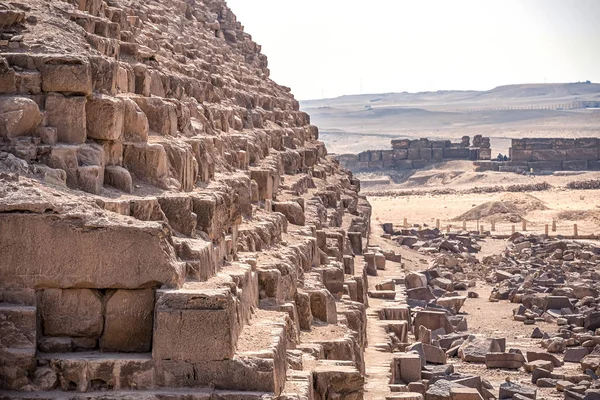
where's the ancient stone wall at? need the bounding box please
[510,138,600,171]
[337,135,491,172]
[0,1,372,398]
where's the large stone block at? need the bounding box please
[153,287,240,362]
[0,304,36,349]
[530,149,566,161]
[0,213,183,289]
[101,289,154,352]
[574,138,599,148]
[86,94,124,140]
[510,149,532,162]
[0,96,42,138]
[566,147,598,161]
[123,142,171,189]
[40,288,103,338]
[40,56,92,95]
[45,94,87,144]
[443,147,470,159]
[414,311,454,339]
[121,96,149,142]
[131,97,178,136]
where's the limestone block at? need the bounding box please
[45,145,79,187]
[0,58,16,93]
[0,96,42,138]
[0,213,183,289]
[86,94,124,140]
[131,97,178,136]
[458,336,502,363]
[313,365,364,400]
[40,288,103,337]
[15,71,41,94]
[77,165,104,194]
[0,304,36,349]
[40,56,92,95]
[295,290,313,330]
[531,149,566,161]
[566,147,598,161]
[123,142,170,189]
[0,347,36,390]
[121,96,149,142]
[89,55,118,94]
[250,169,273,200]
[307,289,337,324]
[36,126,57,145]
[405,272,428,289]
[45,94,87,144]
[157,194,197,237]
[485,352,525,369]
[273,201,305,225]
[159,139,199,192]
[104,165,133,193]
[153,287,240,362]
[414,311,454,339]
[101,289,154,352]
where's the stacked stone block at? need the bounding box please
[0,0,372,398]
[510,138,600,171]
[337,135,491,172]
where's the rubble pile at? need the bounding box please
[381,223,483,254]
[482,233,600,398]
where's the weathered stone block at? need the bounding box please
[45,94,87,144]
[104,165,133,193]
[0,304,36,349]
[86,94,124,140]
[40,288,103,338]
[121,96,149,142]
[0,213,183,289]
[131,97,177,136]
[101,289,154,352]
[0,96,42,138]
[153,287,239,362]
[123,142,170,189]
[531,149,566,161]
[40,56,92,95]
[566,148,598,161]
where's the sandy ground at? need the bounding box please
[364,161,600,237]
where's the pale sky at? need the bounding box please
[225,0,600,100]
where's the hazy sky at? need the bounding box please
[226,0,600,100]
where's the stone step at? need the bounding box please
[38,352,154,391]
[0,389,274,399]
[178,309,291,396]
[0,303,37,390]
[153,263,258,365]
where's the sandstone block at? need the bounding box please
[45,94,87,143]
[40,288,103,338]
[101,289,154,352]
[86,94,124,140]
[0,96,42,138]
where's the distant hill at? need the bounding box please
[300,83,600,155]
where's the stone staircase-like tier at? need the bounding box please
[0,2,373,400]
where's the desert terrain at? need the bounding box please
[301,83,600,155]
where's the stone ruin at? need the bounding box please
[0,1,373,398]
[476,138,600,173]
[337,135,491,172]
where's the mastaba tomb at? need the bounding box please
[0,0,372,398]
